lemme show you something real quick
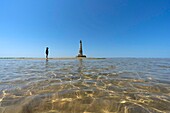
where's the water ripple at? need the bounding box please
[0,58,170,113]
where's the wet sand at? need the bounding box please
[0,57,106,60]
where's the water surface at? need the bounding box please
[0,58,170,113]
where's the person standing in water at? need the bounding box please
[45,47,49,60]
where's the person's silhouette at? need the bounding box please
[45,47,49,60]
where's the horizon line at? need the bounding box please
[0,57,169,59]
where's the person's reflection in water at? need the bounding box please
[45,60,49,72]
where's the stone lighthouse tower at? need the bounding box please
[77,40,86,57]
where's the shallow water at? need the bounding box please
[0,58,170,113]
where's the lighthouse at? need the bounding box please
[77,40,86,58]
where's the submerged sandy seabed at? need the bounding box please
[0,58,170,113]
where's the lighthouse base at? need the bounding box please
[77,54,86,58]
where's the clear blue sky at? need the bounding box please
[0,0,170,58]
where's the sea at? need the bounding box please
[0,58,170,113]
